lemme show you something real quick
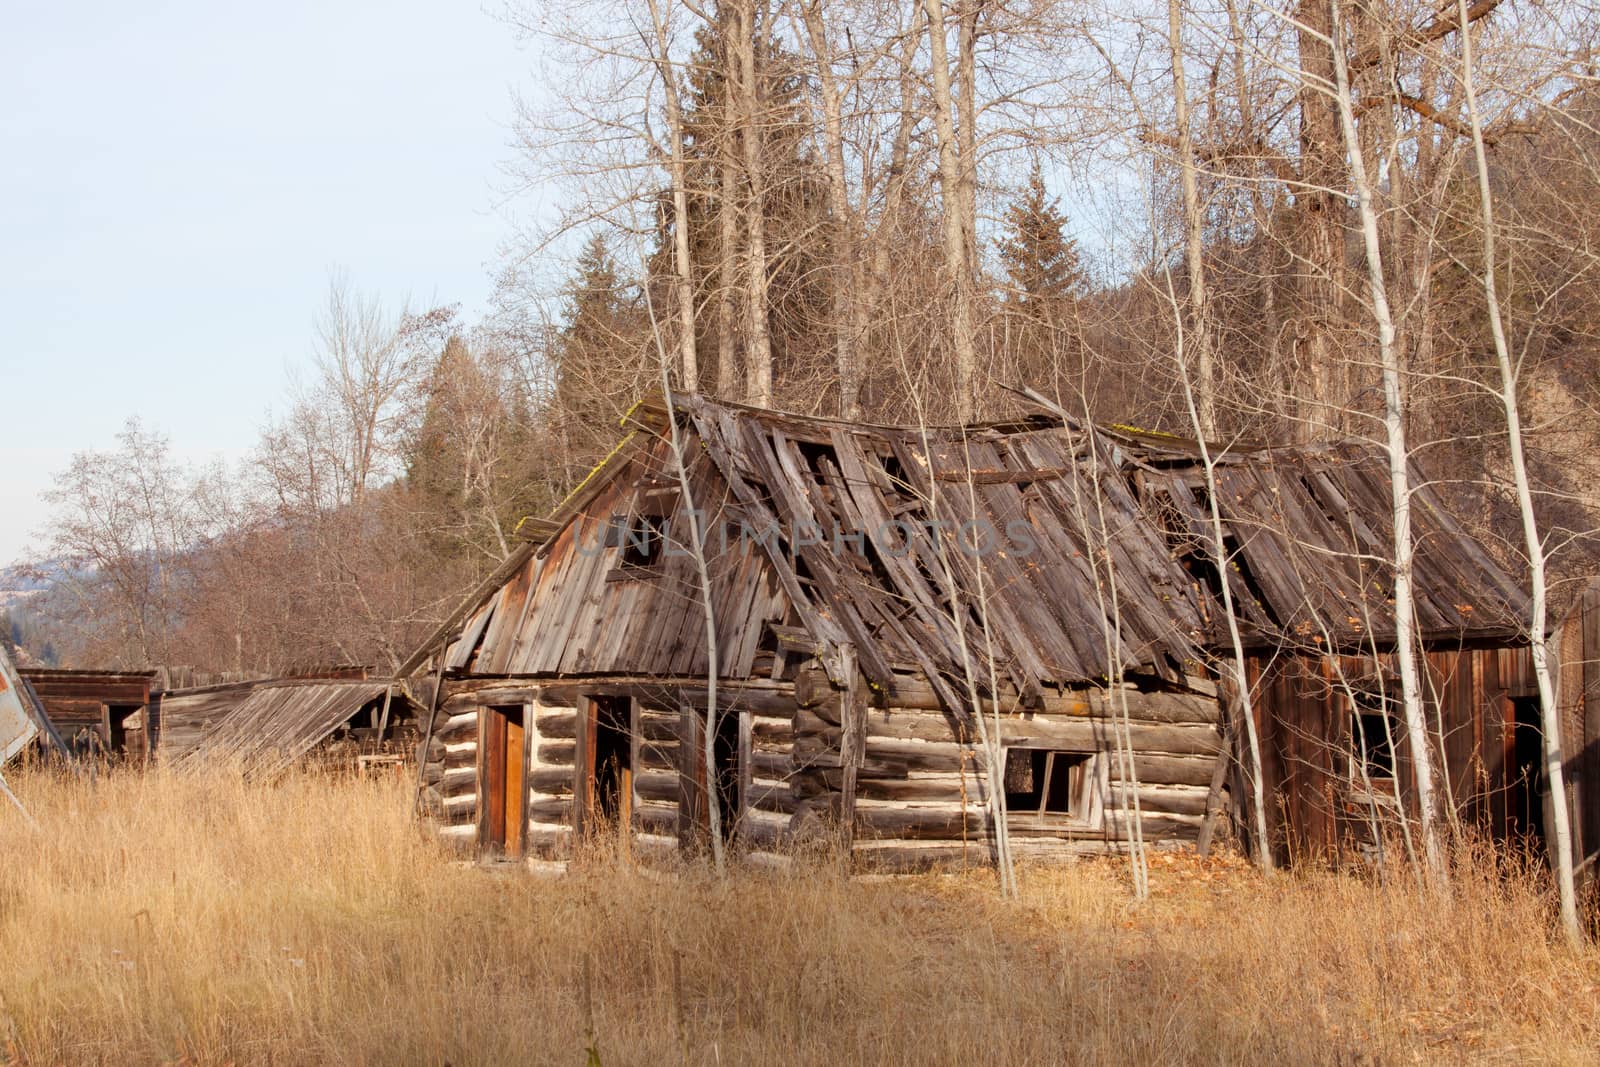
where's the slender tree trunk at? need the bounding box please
[717,150,741,400]
[956,0,980,277]
[1168,0,1216,439]
[1159,258,1272,870]
[923,0,979,422]
[1456,0,1581,940]
[1329,0,1443,876]
[797,0,863,419]
[645,0,700,390]
[863,10,924,360]
[641,256,725,872]
[732,0,775,407]
[1293,0,1346,442]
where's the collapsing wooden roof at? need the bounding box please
[170,680,400,778]
[414,394,1532,707]
[153,680,262,763]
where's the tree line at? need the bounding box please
[23,0,1600,680]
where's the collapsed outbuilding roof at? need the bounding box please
[404,394,1532,706]
[170,679,405,778]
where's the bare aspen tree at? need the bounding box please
[1151,0,1266,866]
[923,0,980,422]
[641,246,726,872]
[1073,419,1151,899]
[644,0,702,390]
[934,459,1021,897]
[1456,0,1580,940]
[1154,262,1273,869]
[793,0,864,418]
[890,374,1017,894]
[955,0,980,277]
[1326,0,1444,875]
[1013,386,1151,897]
[716,130,742,400]
[863,7,927,381]
[959,498,1021,897]
[730,0,776,406]
[1291,0,1349,441]
[1166,0,1216,439]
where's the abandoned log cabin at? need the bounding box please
[404,394,1563,870]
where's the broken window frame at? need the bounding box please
[1001,746,1107,831]
[1345,685,1402,807]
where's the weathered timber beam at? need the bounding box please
[536,741,575,765]
[635,801,678,837]
[881,679,1219,723]
[635,769,679,804]
[529,767,575,796]
[747,780,797,814]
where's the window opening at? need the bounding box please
[622,514,667,568]
[106,704,143,758]
[712,708,741,843]
[1350,703,1396,782]
[1004,748,1088,821]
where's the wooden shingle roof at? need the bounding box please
[171,679,399,778]
[411,395,1533,703]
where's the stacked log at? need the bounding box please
[792,661,1227,870]
[415,668,1224,872]
[740,709,796,856]
[418,701,481,849]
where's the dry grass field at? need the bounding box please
[0,766,1596,1066]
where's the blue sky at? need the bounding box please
[0,1,535,566]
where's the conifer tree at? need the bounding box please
[997,161,1084,328]
[996,161,1086,390]
[556,231,651,456]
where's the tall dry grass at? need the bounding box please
[0,765,1595,1065]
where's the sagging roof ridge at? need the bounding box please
[397,391,1534,681]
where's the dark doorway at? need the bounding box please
[678,705,744,847]
[482,705,527,858]
[105,705,144,760]
[712,708,740,843]
[586,696,634,833]
[1508,696,1548,849]
[1350,705,1397,783]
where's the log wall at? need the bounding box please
[793,663,1225,871]
[418,678,802,861]
[419,670,1224,871]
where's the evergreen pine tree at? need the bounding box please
[997,161,1084,327]
[555,231,650,457]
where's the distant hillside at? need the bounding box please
[0,564,62,667]
[0,560,65,609]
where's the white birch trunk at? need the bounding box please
[644,0,700,390]
[923,0,979,422]
[1456,0,1581,941]
[641,251,725,872]
[1328,0,1444,875]
[732,0,775,407]
[797,0,863,419]
[1167,0,1216,439]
